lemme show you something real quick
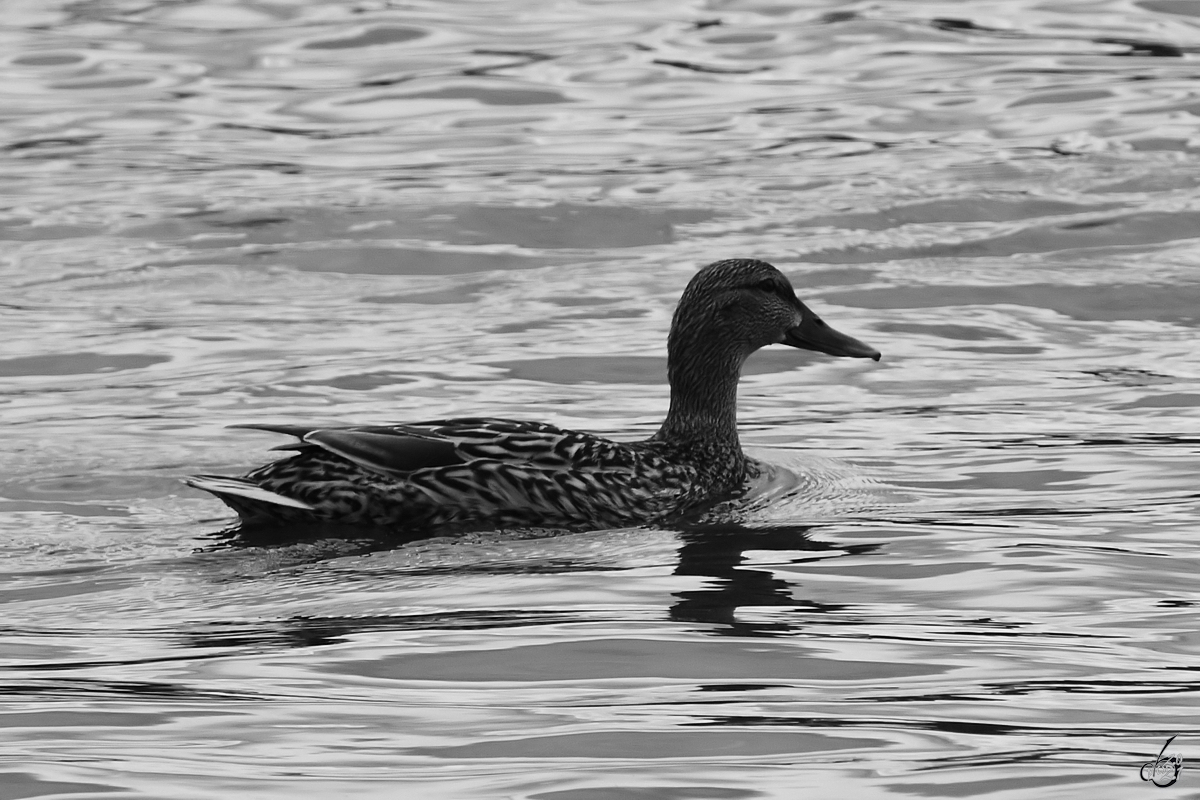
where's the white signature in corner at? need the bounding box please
[1141,735,1182,788]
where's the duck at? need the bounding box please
[186,258,880,532]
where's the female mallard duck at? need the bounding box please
[187,258,880,532]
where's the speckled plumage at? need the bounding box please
[187,259,880,532]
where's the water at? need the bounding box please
[2,0,1200,797]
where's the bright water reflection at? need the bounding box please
[3,0,1200,797]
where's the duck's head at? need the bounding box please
[669,258,881,363]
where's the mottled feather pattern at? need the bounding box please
[230,417,733,530]
[188,259,879,534]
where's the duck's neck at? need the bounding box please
[654,332,746,447]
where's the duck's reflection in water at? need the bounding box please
[669,523,881,636]
[189,520,884,647]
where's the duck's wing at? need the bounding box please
[240,418,616,477]
[304,425,464,474]
[230,423,328,452]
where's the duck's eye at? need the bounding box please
[754,279,778,294]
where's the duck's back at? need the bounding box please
[188,417,725,531]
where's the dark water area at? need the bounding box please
[2,1,1200,798]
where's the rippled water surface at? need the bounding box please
[3,1,1200,797]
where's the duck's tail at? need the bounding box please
[185,475,315,525]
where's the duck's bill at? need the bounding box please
[783,311,881,361]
